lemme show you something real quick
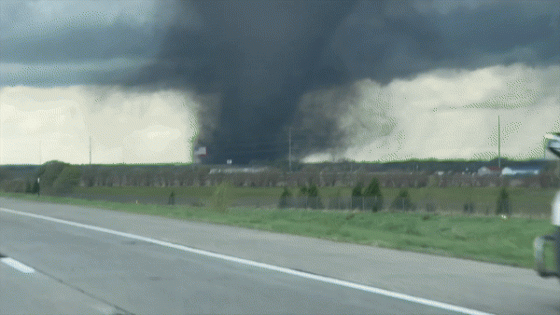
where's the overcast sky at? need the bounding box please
[1,0,559,165]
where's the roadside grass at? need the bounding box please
[1,191,556,269]
[73,186,557,216]
[73,185,558,201]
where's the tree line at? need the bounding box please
[278,178,512,216]
[0,159,558,195]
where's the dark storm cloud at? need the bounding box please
[126,0,359,163]
[329,0,560,84]
[2,24,154,64]
[2,0,559,163]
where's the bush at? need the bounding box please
[25,179,32,193]
[463,202,475,214]
[363,178,383,212]
[296,186,308,208]
[328,189,343,210]
[37,160,69,189]
[168,191,175,205]
[391,189,415,212]
[278,186,292,209]
[52,165,82,195]
[425,202,436,212]
[351,182,363,210]
[294,184,323,209]
[496,187,511,216]
[31,180,40,195]
[306,184,323,209]
[0,179,26,193]
[211,181,232,213]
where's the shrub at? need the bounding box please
[391,189,415,212]
[211,181,232,213]
[0,179,26,193]
[296,186,308,208]
[328,189,343,210]
[496,187,511,216]
[37,160,69,189]
[307,184,323,209]
[278,186,292,209]
[463,202,475,214]
[52,165,82,195]
[31,180,40,195]
[425,202,436,212]
[363,177,383,212]
[168,191,175,205]
[351,182,363,210]
[25,179,32,193]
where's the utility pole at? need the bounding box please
[288,127,292,173]
[544,136,547,160]
[498,115,501,169]
[89,136,92,165]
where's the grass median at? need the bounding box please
[0,191,556,269]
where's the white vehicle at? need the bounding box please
[534,133,560,280]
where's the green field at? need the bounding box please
[72,185,558,216]
[1,190,557,269]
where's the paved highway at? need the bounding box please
[0,197,558,314]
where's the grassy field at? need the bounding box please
[72,186,558,216]
[1,190,557,269]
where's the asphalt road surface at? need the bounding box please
[0,197,558,314]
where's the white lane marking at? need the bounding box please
[0,207,493,315]
[1,257,35,274]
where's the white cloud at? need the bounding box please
[304,63,560,163]
[123,125,184,163]
[0,86,199,164]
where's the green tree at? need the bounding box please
[351,182,363,210]
[278,186,292,209]
[328,189,343,210]
[496,187,511,216]
[297,186,308,208]
[391,189,415,212]
[211,181,232,213]
[36,160,69,194]
[307,184,323,209]
[31,180,40,195]
[25,179,32,194]
[363,177,383,212]
[52,165,82,195]
[463,202,475,214]
[168,190,175,205]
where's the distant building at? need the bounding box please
[193,146,207,164]
[477,166,502,176]
[209,166,268,174]
[502,166,542,176]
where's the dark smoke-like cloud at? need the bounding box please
[2,0,559,164]
[125,1,358,164]
[330,1,560,84]
[125,0,559,164]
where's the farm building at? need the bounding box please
[477,166,502,176]
[501,166,542,176]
